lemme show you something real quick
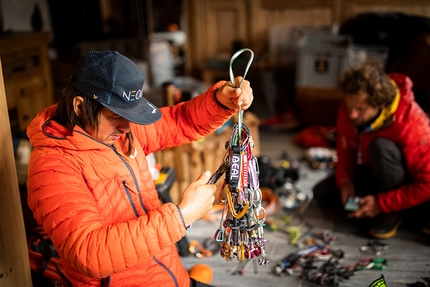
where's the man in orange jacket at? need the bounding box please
[27,50,253,286]
[313,62,430,239]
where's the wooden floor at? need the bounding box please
[180,128,430,287]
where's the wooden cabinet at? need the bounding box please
[184,0,430,79]
[0,32,53,133]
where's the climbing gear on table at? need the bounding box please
[188,240,213,258]
[356,257,388,270]
[359,240,389,256]
[257,153,313,214]
[266,213,306,246]
[304,147,338,170]
[271,238,388,285]
[208,48,269,266]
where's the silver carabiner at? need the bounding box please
[229,48,254,145]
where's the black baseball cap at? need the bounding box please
[72,50,161,125]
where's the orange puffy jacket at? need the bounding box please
[27,81,236,287]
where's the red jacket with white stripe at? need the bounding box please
[336,73,430,213]
[27,81,236,287]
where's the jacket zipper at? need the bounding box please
[122,181,139,217]
[75,131,148,213]
[111,144,180,286]
[112,146,148,214]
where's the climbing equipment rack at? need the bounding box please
[208,48,269,266]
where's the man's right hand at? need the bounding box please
[177,171,217,227]
[347,195,381,218]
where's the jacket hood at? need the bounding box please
[27,105,113,152]
[364,73,415,131]
[389,73,414,103]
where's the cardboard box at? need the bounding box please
[296,33,352,89]
[296,33,389,89]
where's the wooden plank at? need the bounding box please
[0,59,33,286]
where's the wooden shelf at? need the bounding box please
[0,32,54,133]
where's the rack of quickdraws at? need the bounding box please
[208,48,269,266]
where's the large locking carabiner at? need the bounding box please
[229,48,254,144]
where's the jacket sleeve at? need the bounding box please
[335,102,359,187]
[377,103,430,212]
[133,81,237,154]
[27,150,187,279]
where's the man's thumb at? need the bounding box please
[198,170,211,182]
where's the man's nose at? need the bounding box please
[117,118,131,133]
[349,109,359,119]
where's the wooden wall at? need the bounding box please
[184,0,430,77]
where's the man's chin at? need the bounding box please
[352,121,366,129]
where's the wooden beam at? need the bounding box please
[348,0,430,5]
[0,59,32,286]
[261,0,336,10]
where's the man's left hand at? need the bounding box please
[216,76,253,110]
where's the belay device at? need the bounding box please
[208,48,269,266]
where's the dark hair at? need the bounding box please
[338,61,396,108]
[55,82,134,155]
[56,82,102,130]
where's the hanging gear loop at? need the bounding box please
[207,48,269,266]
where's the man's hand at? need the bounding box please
[347,195,381,218]
[215,76,253,110]
[177,171,217,227]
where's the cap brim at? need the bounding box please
[101,97,162,125]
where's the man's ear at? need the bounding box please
[73,96,84,117]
